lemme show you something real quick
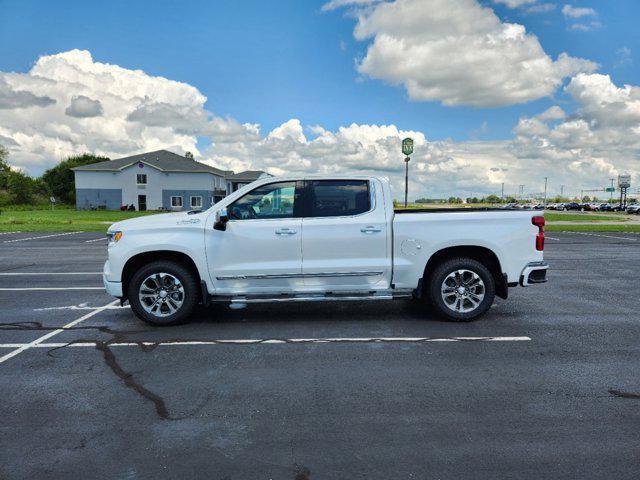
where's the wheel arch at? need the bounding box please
[121,250,203,302]
[421,245,508,299]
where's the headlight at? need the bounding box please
[107,230,123,244]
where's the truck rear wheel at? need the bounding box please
[427,257,495,322]
[128,260,198,326]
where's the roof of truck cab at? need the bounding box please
[255,175,387,181]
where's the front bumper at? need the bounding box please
[103,260,123,297]
[519,261,548,286]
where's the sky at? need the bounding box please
[0,0,638,199]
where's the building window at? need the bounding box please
[171,196,183,208]
[190,196,203,208]
[137,174,147,185]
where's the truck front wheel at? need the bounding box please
[427,257,495,322]
[128,260,198,326]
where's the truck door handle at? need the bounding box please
[275,228,297,236]
[361,226,381,234]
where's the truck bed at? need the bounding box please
[394,207,533,213]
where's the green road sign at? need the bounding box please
[402,137,414,156]
[605,187,615,192]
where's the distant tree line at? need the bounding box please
[0,147,108,206]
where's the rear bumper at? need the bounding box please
[519,261,548,287]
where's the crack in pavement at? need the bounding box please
[609,389,640,399]
[94,339,169,419]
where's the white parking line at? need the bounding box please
[0,336,531,349]
[33,303,128,311]
[0,287,104,291]
[0,300,119,364]
[545,236,560,240]
[0,272,101,276]
[0,231,21,235]
[561,231,637,241]
[84,237,107,243]
[2,231,83,244]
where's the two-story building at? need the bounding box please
[72,150,267,211]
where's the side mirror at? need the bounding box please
[214,207,229,231]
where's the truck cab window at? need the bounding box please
[229,182,297,220]
[308,180,370,217]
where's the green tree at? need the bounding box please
[0,146,10,190]
[41,153,109,204]
[485,194,501,204]
[7,171,34,204]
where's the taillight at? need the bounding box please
[532,216,545,251]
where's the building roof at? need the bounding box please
[71,150,227,176]
[227,170,269,182]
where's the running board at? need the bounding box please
[211,290,413,304]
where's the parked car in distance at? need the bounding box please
[103,175,548,325]
[600,203,624,212]
[561,202,581,211]
[626,204,640,214]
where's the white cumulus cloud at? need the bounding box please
[332,0,597,107]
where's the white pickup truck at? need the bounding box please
[104,176,548,325]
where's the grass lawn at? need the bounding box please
[546,224,640,232]
[0,208,158,232]
[543,212,626,222]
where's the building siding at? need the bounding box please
[76,188,123,210]
[162,189,215,210]
[74,165,225,210]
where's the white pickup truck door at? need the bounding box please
[301,179,391,290]
[205,181,304,294]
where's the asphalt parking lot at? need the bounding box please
[1,230,639,479]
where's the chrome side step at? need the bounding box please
[211,290,413,304]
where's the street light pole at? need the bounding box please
[501,182,504,200]
[543,177,548,206]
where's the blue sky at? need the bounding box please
[1,0,636,141]
[0,0,638,198]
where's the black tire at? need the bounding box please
[128,260,198,326]
[426,257,495,322]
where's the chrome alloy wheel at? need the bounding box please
[138,272,185,317]
[440,269,485,314]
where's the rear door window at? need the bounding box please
[307,180,370,217]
